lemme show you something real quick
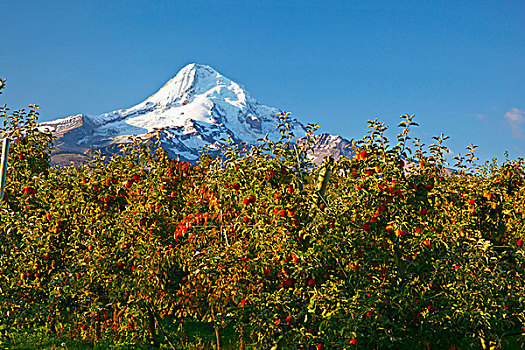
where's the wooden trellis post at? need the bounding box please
[315,156,333,207]
[0,138,9,201]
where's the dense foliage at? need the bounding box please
[1,80,525,349]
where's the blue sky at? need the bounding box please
[1,0,524,164]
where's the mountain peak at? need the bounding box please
[143,63,239,107]
[181,63,218,74]
[176,63,222,83]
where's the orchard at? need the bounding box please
[1,79,525,349]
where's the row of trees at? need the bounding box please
[1,80,525,349]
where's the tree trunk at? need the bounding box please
[46,310,56,334]
[214,323,222,350]
[113,305,120,340]
[211,305,222,350]
[95,311,101,341]
[240,326,244,350]
[146,306,158,347]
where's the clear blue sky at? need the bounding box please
[1,0,524,164]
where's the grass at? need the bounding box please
[3,323,524,349]
[0,319,242,350]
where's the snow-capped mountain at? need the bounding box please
[299,134,353,166]
[41,63,352,165]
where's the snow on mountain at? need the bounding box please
[298,134,353,166]
[41,63,351,165]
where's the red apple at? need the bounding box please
[285,316,292,325]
